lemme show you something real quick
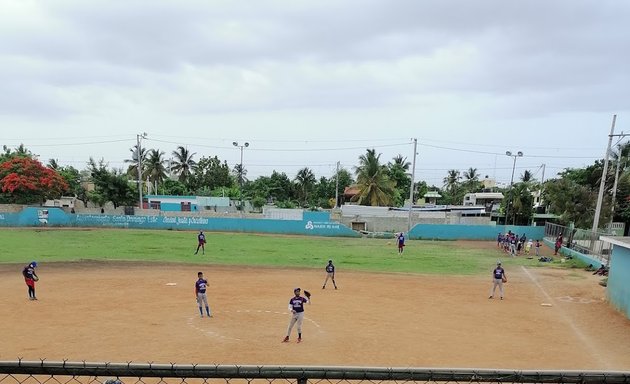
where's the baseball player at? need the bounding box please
[194,231,206,255]
[195,271,212,317]
[488,261,507,300]
[282,287,309,343]
[322,259,338,289]
[22,261,39,300]
[397,232,406,254]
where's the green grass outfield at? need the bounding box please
[0,228,585,275]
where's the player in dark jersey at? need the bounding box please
[322,259,338,289]
[22,261,39,300]
[195,271,212,317]
[194,231,206,255]
[489,261,507,300]
[282,287,309,343]
[397,232,406,254]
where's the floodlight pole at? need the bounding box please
[137,133,147,210]
[233,141,249,214]
[408,138,418,232]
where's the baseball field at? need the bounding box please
[1,228,629,370]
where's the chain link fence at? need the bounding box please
[544,222,612,264]
[1,361,629,384]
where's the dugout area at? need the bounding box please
[1,256,629,370]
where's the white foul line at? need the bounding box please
[520,266,610,369]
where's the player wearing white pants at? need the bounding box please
[283,288,309,343]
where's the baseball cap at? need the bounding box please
[31,261,38,267]
[294,287,301,292]
[496,260,502,265]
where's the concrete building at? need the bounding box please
[599,236,630,320]
[144,195,234,212]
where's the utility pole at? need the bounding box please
[136,133,147,210]
[408,138,418,232]
[334,161,340,209]
[592,115,617,232]
[610,152,622,229]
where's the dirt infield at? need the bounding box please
[1,258,629,370]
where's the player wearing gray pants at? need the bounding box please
[489,261,506,300]
[283,288,309,343]
[195,272,212,317]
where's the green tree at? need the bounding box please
[387,155,411,206]
[505,182,534,225]
[125,145,147,180]
[521,170,534,183]
[191,156,232,193]
[171,146,197,184]
[0,144,34,162]
[144,149,168,193]
[232,163,248,189]
[443,170,461,194]
[542,178,605,228]
[353,149,396,206]
[463,167,480,192]
[88,158,136,208]
[48,161,88,206]
[161,179,189,196]
[294,167,316,207]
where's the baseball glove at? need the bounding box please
[502,277,507,283]
[304,290,311,299]
[33,276,39,282]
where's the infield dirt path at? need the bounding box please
[1,254,629,370]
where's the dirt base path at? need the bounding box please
[1,260,629,370]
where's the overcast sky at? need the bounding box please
[1,0,628,187]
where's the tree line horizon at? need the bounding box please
[1,142,629,230]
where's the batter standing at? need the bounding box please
[195,272,212,317]
[322,259,338,289]
[22,261,38,300]
[283,288,309,343]
[488,261,507,300]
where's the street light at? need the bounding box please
[136,132,147,210]
[504,150,523,226]
[233,141,249,212]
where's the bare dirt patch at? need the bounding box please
[1,259,629,370]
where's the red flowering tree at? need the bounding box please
[0,157,69,204]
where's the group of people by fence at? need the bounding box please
[497,231,541,258]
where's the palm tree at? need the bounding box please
[294,167,316,206]
[233,163,248,186]
[171,146,197,183]
[443,169,461,194]
[145,149,168,192]
[125,145,147,180]
[352,149,396,206]
[387,154,412,206]
[463,167,480,192]
[389,154,410,171]
[521,170,534,182]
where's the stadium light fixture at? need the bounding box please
[233,141,250,212]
